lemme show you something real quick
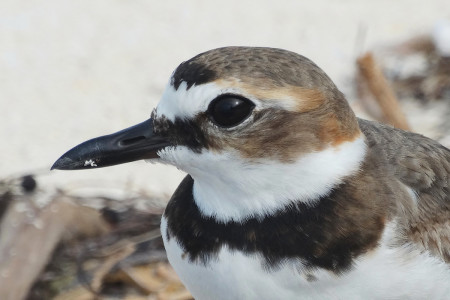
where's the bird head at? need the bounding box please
[52,47,366,221]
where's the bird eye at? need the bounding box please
[207,95,255,127]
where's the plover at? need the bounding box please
[53,47,450,299]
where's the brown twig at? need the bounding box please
[0,196,77,300]
[357,52,411,131]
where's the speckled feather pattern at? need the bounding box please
[359,119,450,262]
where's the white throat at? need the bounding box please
[158,136,366,223]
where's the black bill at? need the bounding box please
[51,119,171,170]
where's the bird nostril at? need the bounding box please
[120,136,146,146]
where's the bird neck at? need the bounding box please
[163,163,386,274]
[189,135,367,223]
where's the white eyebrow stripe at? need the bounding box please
[155,79,300,122]
[155,81,226,121]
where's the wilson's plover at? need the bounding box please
[53,47,450,299]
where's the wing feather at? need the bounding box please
[359,119,450,262]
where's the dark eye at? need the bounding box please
[207,95,255,127]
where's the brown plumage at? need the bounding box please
[170,46,450,264]
[359,119,450,262]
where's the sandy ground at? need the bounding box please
[1,0,449,200]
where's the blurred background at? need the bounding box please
[1,0,449,299]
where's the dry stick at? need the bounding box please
[357,52,411,131]
[0,192,110,300]
[0,196,77,300]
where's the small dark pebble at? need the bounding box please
[21,175,37,193]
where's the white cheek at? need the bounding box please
[157,136,367,223]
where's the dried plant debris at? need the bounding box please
[357,27,450,147]
[380,34,450,102]
[0,173,190,300]
[357,52,410,130]
[28,200,191,300]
